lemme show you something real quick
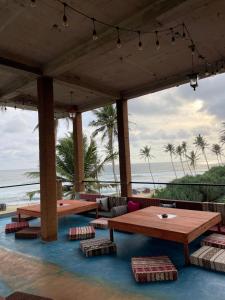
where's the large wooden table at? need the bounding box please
[17,200,99,219]
[108,206,222,264]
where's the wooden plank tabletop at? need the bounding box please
[17,200,98,218]
[108,206,221,243]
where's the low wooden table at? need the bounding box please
[17,200,99,220]
[108,206,222,265]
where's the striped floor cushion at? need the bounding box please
[190,245,225,272]
[201,233,225,249]
[131,256,178,282]
[15,227,41,239]
[89,218,109,229]
[209,225,225,235]
[80,238,117,257]
[5,222,29,234]
[68,226,95,240]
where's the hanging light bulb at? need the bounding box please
[92,18,98,40]
[30,0,36,7]
[62,3,69,27]
[116,27,122,48]
[68,91,76,118]
[182,23,186,39]
[190,44,195,56]
[170,28,175,44]
[188,73,199,91]
[204,62,210,76]
[137,31,143,50]
[155,31,160,50]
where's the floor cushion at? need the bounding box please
[131,256,178,282]
[89,217,109,229]
[80,238,117,257]
[15,227,41,239]
[209,225,225,235]
[201,233,225,249]
[190,245,225,272]
[6,291,53,299]
[5,222,29,234]
[68,226,95,240]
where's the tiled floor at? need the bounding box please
[0,215,224,300]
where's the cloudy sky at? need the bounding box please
[0,73,224,170]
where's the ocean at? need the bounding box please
[0,162,209,206]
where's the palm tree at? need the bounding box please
[220,122,225,145]
[181,141,193,175]
[186,151,199,175]
[27,134,111,198]
[89,105,119,193]
[140,145,155,188]
[164,143,177,178]
[176,145,185,175]
[194,134,210,170]
[211,144,223,165]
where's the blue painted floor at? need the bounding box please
[0,215,224,300]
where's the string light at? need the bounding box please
[170,28,175,44]
[116,27,121,48]
[137,31,143,50]
[204,63,210,76]
[30,0,36,7]
[155,31,160,50]
[190,44,195,56]
[69,91,76,118]
[62,3,69,27]
[182,23,186,39]
[92,18,98,40]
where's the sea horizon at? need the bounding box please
[0,161,214,206]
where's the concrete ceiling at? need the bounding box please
[0,0,224,115]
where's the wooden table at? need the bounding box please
[108,206,222,265]
[17,200,99,220]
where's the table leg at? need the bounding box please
[217,223,221,234]
[96,207,99,219]
[184,243,190,265]
[110,229,114,242]
[18,213,21,222]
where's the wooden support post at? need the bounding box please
[37,76,57,241]
[184,243,190,265]
[116,99,132,197]
[73,113,85,194]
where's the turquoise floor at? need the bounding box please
[0,215,224,300]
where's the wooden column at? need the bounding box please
[37,76,57,241]
[73,112,85,193]
[116,99,132,197]
[56,179,63,200]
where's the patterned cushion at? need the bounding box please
[111,205,128,217]
[80,238,117,257]
[209,225,225,235]
[96,197,109,211]
[201,233,225,249]
[203,202,225,225]
[131,256,178,282]
[15,227,41,239]
[89,218,109,229]
[108,196,127,210]
[190,245,225,272]
[5,222,29,234]
[68,226,95,240]
[0,204,6,211]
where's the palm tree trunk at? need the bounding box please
[109,131,119,195]
[203,150,210,170]
[179,156,185,175]
[184,151,193,175]
[216,155,220,166]
[147,158,155,188]
[220,154,224,165]
[170,154,177,178]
